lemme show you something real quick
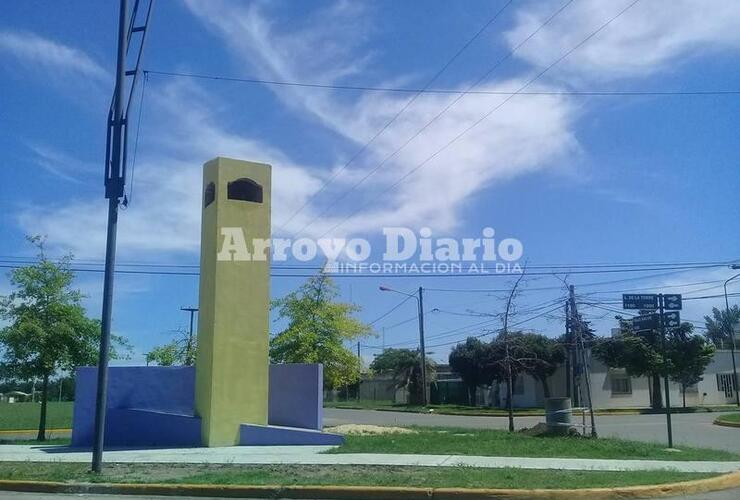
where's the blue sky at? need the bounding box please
[1,0,739,365]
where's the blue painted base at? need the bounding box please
[106,409,201,447]
[71,364,329,448]
[240,424,344,446]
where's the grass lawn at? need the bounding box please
[0,402,73,430]
[714,413,740,426]
[324,401,738,416]
[328,426,740,462]
[0,462,718,489]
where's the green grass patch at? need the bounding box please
[714,413,740,426]
[0,462,717,489]
[0,402,73,430]
[328,426,740,461]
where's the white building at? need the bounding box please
[494,350,738,409]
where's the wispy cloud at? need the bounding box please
[17,79,325,259]
[25,143,98,184]
[505,0,740,82]
[183,0,581,238]
[0,30,108,82]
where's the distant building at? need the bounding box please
[355,351,739,409]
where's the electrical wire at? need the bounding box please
[295,0,578,237]
[273,0,515,232]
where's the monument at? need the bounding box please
[196,158,271,446]
[70,157,342,448]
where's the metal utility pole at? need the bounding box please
[564,300,571,399]
[379,286,428,406]
[569,285,597,437]
[724,266,740,407]
[417,286,428,406]
[92,0,154,473]
[658,294,674,448]
[181,307,198,365]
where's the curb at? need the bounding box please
[0,471,738,499]
[0,429,71,436]
[714,418,740,429]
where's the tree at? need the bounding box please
[146,328,197,367]
[145,342,181,366]
[667,328,715,407]
[0,237,129,440]
[704,306,740,349]
[594,315,667,409]
[370,348,436,405]
[270,272,371,390]
[515,333,565,398]
[448,337,489,406]
[594,317,712,409]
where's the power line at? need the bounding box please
[124,71,148,206]
[310,0,643,238]
[0,263,730,279]
[272,0,515,233]
[297,0,579,236]
[368,293,415,326]
[142,74,740,98]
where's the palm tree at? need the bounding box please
[370,348,436,405]
[704,306,740,349]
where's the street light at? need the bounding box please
[379,285,428,406]
[724,264,740,406]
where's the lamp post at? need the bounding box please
[379,286,427,406]
[724,265,740,407]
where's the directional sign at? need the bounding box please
[623,294,658,310]
[663,294,682,310]
[632,313,659,331]
[663,311,681,329]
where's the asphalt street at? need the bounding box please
[324,408,740,453]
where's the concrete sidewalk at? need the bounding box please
[0,445,738,473]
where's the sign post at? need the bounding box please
[622,293,681,449]
[658,294,674,449]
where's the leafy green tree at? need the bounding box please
[146,328,197,367]
[0,237,129,440]
[667,329,715,407]
[145,342,180,366]
[270,272,371,390]
[594,317,711,409]
[514,333,565,398]
[594,315,668,409]
[448,337,489,406]
[704,306,740,349]
[369,348,436,405]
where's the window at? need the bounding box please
[204,182,215,207]
[717,373,737,398]
[610,374,632,395]
[227,178,263,203]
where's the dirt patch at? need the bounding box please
[325,424,417,435]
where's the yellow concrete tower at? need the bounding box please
[195,157,271,446]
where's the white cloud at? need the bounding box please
[184,0,581,238]
[0,30,108,82]
[505,0,740,82]
[25,143,98,184]
[17,79,325,259]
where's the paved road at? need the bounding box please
[324,409,740,453]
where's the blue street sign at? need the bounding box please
[623,294,658,310]
[663,311,681,329]
[663,294,682,310]
[632,313,659,331]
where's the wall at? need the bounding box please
[268,364,323,430]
